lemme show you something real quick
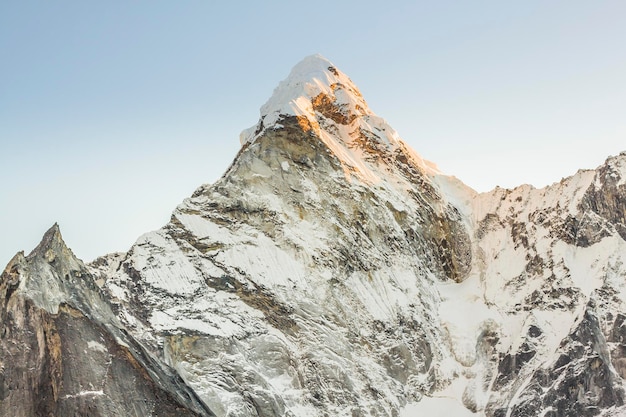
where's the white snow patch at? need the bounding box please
[64,390,104,399]
[106,282,127,301]
[560,236,620,298]
[433,174,477,219]
[131,231,205,295]
[437,273,501,365]
[217,235,308,289]
[87,340,107,353]
[175,212,246,246]
[401,396,475,417]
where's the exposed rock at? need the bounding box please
[506,304,624,417]
[580,153,626,241]
[0,225,213,417]
[2,55,626,417]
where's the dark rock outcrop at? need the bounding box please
[502,303,625,417]
[0,225,213,417]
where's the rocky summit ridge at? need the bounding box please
[1,54,626,417]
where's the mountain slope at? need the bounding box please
[101,54,474,416]
[447,155,626,416]
[2,54,625,417]
[0,225,213,416]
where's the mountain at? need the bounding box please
[2,54,626,417]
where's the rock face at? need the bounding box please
[2,54,626,416]
[0,225,213,416]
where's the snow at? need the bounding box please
[317,127,381,184]
[238,54,440,184]
[560,236,619,298]
[82,55,626,417]
[150,309,244,337]
[472,168,596,221]
[216,234,308,289]
[64,390,105,399]
[87,340,107,353]
[175,212,249,246]
[432,174,477,219]
[401,396,475,417]
[423,145,624,413]
[437,274,500,366]
[106,282,127,300]
[240,54,348,145]
[131,230,206,295]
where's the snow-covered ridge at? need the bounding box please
[4,54,626,417]
[602,151,626,187]
[239,54,440,184]
[240,54,368,145]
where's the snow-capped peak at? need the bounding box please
[262,54,368,121]
[239,54,441,182]
[240,54,369,145]
[6,53,626,417]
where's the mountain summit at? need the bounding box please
[2,56,626,417]
[239,54,440,184]
[240,54,369,142]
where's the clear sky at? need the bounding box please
[2,1,625,264]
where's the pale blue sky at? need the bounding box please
[2,1,625,264]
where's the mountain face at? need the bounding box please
[0,225,212,416]
[2,54,626,417]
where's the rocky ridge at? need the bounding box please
[1,54,625,417]
[0,225,212,416]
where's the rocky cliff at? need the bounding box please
[0,224,213,416]
[1,54,625,417]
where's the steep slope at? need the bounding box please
[99,56,626,416]
[0,224,213,416]
[101,54,474,416]
[434,153,626,416]
[2,54,626,417]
